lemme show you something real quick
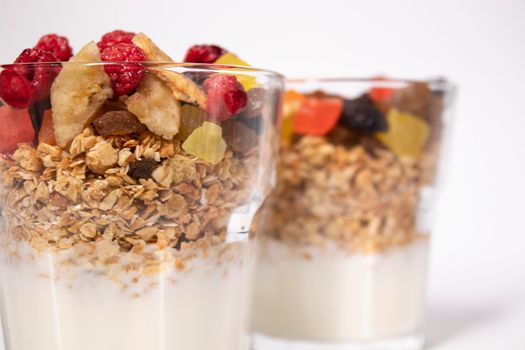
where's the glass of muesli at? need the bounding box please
[0,34,283,350]
[252,77,455,350]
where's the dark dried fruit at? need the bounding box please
[93,110,146,136]
[240,87,266,118]
[128,159,158,179]
[176,104,208,141]
[390,82,433,118]
[222,119,258,154]
[340,94,387,133]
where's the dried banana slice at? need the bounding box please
[51,42,113,147]
[126,74,181,140]
[132,33,207,109]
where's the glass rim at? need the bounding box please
[286,76,456,93]
[0,61,285,79]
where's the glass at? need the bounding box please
[0,61,283,350]
[251,77,455,350]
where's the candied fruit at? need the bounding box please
[376,108,430,157]
[391,82,433,118]
[369,77,395,102]
[93,110,146,136]
[281,90,304,145]
[176,104,208,141]
[214,53,257,91]
[38,109,56,145]
[340,94,388,133]
[182,121,226,164]
[222,119,258,154]
[0,105,36,154]
[292,94,343,136]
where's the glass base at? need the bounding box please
[251,332,425,350]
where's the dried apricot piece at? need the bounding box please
[376,109,429,157]
[292,94,343,136]
[38,109,56,145]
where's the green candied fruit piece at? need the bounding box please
[376,108,429,157]
[176,104,208,141]
[182,121,226,164]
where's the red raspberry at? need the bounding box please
[184,45,227,63]
[101,43,145,96]
[0,70,34,108]
[203,74,247,121]
[35,34,73,61]
[98,30,136,52]
[0,48,58,108]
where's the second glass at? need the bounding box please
[252,77,455,349]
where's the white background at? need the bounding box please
[1,0,524,349]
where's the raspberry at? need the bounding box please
[35,34,73,61]
[184,45,226,63]
[203,74,247,122]
[101,43,145,96]
[98,30,135,52]
[0,48,58,108]
[0,70,34,108]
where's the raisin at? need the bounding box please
[93,110,146,136]
[340,94,387,133]
[222,119,258,154]
[128,159,158,179]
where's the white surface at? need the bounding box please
[253,239,429,341]
[1,0,524,349]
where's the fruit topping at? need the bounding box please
[126,74,181,140]
[38,109,56,145]
[182,121,226,164]
[152,69,207,108]
[339,94,388,133]
[376,108,429,157]
[203,74,247,122]
[50,42,113,147]
[128,159,159,180]
[214,53,257,91]
[0,105,36,154]
[101,43,146,96]
[93,110,146,136]
[176,104,208,141]
[292,93,343,136]
[222,119,258,154]
[35,34,73,61]
[281,90,303,145]
[184,45,227,63]
[97,30,135,52]
[241,87,266,118]
[390,82,433,118]
[132,33,172,62]
[0,69,34,108]
[369,77,395,102]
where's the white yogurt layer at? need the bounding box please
[0,241,254,350]
[252,238,429,342]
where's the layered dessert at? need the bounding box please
[252,79,451,346]
[0,31,282,350]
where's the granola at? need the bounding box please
[262,82,447,254]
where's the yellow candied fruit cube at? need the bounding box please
[182,122,227,165]
[215,53,257,91]
[376,109,429,158]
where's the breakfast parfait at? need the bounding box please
[0,31,283,350]
[252,78,453,348]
